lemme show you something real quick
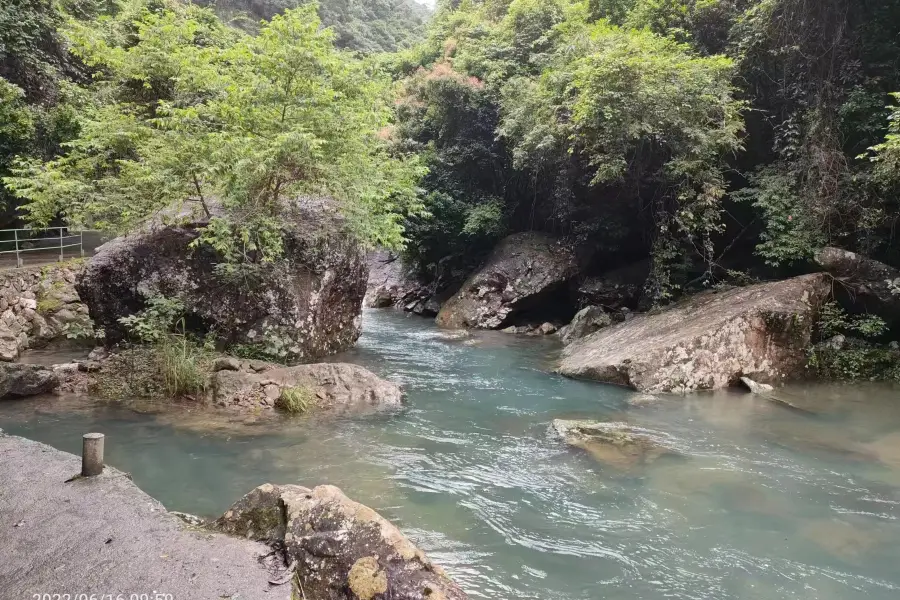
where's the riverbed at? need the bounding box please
[1,309,899,599]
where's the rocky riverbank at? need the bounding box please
[0,431,469,600]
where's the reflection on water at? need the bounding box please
[2,310,900,599]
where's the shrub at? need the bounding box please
[158,336,211,398]
[275,385,315,414]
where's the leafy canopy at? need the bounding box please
[4,0,425,261]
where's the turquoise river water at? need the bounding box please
[2,309,900,599]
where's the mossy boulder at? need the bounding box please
[215,483,468,600]
[77,198,367,362]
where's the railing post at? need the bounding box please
[81,433,105,477]
[80,230,84,258]
[14,229,22,268]
[59,227,64,262]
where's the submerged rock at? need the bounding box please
[550,419,679,469]
[558,274,831,393]
[559,306,611,345]
[0,363,58,398]
[78,198,367,362]
[215,483,468,600]
[212,361,402,412]
[436,232,577,330]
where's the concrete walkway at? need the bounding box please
[0,432,290,600]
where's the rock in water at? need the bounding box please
[215,483,468,600]
[0,363,58,398]
[436,233,577,329]
[212,362,403,412]
[558,274,831,392]
[550,419,678,469]
[559,306,611,345]
[739,376,774,394]
[77,198,366,362]
[814,246,900,323]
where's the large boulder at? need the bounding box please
[814,247,900,323]
[78,199,367,362]
[558,274,831,392]
[435,233,577,329]
[558,306,611,345]
[575,260,648,310]
[364,250,422,309]
[211,360,403,412]
[215,483,468,600]
[0,363,58,398]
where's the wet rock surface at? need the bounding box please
[212,360,403,413]
[0,362,58,398]
[78,198,367,362]
[215,483,468,600]
[436,233,577,330]
[550,419,679,469]
[558,274,832,392]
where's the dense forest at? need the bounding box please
[2,0,900,371]
[196,0,431,52]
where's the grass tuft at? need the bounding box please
[276,385,315,414]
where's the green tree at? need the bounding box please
[4,1,424,260]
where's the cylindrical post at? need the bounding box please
[81,433,105,477]
[80,230,84,258]
[59,227,64,262]
[14,229,21,268]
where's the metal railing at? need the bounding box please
[0,227,94,268]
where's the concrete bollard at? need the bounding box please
[81,433,105,477]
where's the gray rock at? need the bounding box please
[539,322,558,335]
[364,250,422,309]
[558,274,831,393]
[550,419,678,469]
[815,247,900,323]
[77,198,366,362]
[215,483,468,600]
[0,363,58,398]
[576,261,649,310]
[212,362,402,412]
[436,233,578,329]
[213,356,241,372]
[559,306,611,344]
[739,376,775,394]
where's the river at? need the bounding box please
[1,309,900,599]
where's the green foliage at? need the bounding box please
[809,302,899,381]
[276,384,315,413]
[733,166,824,266]
[198,0,431,53]
[4,1,425,261]
[817,301,887,339]
[119,295,186,343]
[158,334,211,397]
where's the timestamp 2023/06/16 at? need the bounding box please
[31,594,174,600]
